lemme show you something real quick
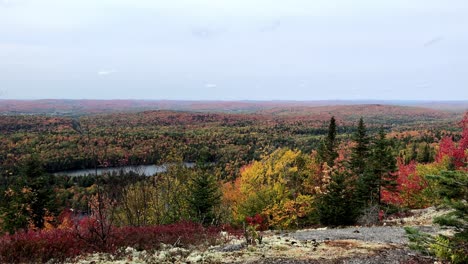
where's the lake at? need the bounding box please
[53,163,195,177]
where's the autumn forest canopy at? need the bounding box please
[0,101,467,263]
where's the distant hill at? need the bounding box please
[0,99,466,116]
[257,104,461,125]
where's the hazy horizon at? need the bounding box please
[3,97,468,102]
[1,99,468,103]
[1,0,467,100]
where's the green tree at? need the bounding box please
[319,116,339,167]
[406,170,467,263]
[410,143,418,162]
[350,117,370,176]
[418,143,433,163]
[117,180,157,227]
[188,173,221,225]
[317,171,357,226]
[0,156,57,233]
[356,128,396,209]
[0,184,30,233]
[153,163,191,224]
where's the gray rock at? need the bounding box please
[291,226,439,245]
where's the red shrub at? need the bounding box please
[245,214,268,231]
[0,229,85,263]
[0,220,240,263]
[219,223,244,238]
[113,221,226,250]
[73,216,118,252]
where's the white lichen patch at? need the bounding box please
[384,207,453,226]
[67,231,401,263]
[316,240,395,260]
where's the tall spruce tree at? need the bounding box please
[350,117,370,176]
[356,127,396,208]
[188,173,221,225]
[319,116,339,167]
[317,171,358,226]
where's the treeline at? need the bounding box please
[0,110,459,181]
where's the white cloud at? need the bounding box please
[423,36,444,47]
[205,83,217,88]
[98,70,116,76]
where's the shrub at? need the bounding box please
[405,170,467,264]
[245,214,268,231]
[356,204,380,226]
[0,229,84,263]
[0,220,238,263]
[113,221,226,250]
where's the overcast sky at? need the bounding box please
[1,0,467,100]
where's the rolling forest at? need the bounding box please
[0,103,466,263]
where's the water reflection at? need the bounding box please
[53,163,195,177]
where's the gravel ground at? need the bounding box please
[248,249,435,264]
[71,208,448,263]
[290,226,439,245]
[71,226,440,264]
[250,226,440,264]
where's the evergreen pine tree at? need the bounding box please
[318,116,339,167]
[22,156,57,229]
[356,128,396,209]
[410,143,418,162]
[350,117,370,176]
[317,171,357,226]
[188,173,221,225]
[0,156,57,233]
[372,128,397,205]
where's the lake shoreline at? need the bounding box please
[53,163,196,177]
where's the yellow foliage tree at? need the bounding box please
[416,155,452,205]
[226,148,318,229]
[114,163,192,226]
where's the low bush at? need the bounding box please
[0,220,239,263]
[114,221,226,250]
[0,229,84,263]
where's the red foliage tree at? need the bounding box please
[459,112,468,169]
[382,158,427,208]
[436,137,465,169]
[435,113,467,169]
